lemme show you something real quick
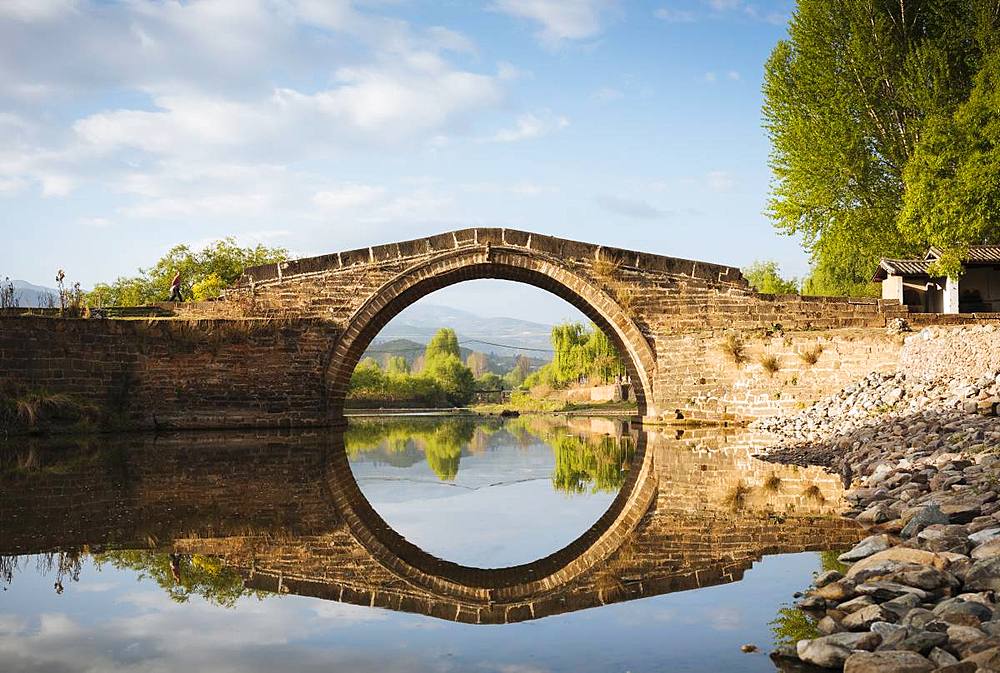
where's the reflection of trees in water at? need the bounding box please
[2,551,84,594]
[769,550,848,648]
[347,417,635,492]
[551,434,634,494]
[3,549,266,607]
[346,418,479,480]
[93,551,262,608]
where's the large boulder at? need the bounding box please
[843,650,934,673]
[813,579,857,602]
[970,538,1000,560]
[840,534,893,563]
[855,581,929,602]
[963,557,1000,592]
[962,646,1000,670]
[846,548,948,579]
[797,632,881,668]
[842,604,895,631]
[901,504,948,538]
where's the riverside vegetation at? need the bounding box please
[348,322,630,411]
[753,324,1000,672]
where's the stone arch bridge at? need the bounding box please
[2,228,911,431]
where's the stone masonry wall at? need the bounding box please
[898,324,1000,382]
[660,328,906,421]
[0,316,340,432]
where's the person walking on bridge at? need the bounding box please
[168,270,183,302]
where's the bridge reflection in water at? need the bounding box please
[0,419,862,625]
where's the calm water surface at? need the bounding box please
[0,416,862,672]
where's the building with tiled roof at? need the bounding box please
[873,245,1000,313]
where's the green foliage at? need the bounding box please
[94,551,260,608]
[465,351,489,377]
[347,416,635,489]
[505,354,534,388]
[899,52,1000,278]
[423,354,475,406]
[551,433,635,494]
[346,418,477,480]
[742,261,799,295]
[347,329,476,407]
[425,328,461,361]
[763,0,999,294]
[475,372,505,391]
[191,272,226,301]
[347,361,450,408]
[770,606,820,648]
[524,322,626,390]
[385,355,410,376]
[87,237,287,306]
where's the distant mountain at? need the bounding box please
[363,337,548,374]
[6,280,58,308]
[374,303,556,356]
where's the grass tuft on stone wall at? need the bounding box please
[721,333,746,365]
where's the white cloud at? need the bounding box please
[425,26,478,54]
[593,87,623,102]
[40,174,74,197]
[704,71,717,83]
[727,70,740,80]
[497,61,529,81]
[595,195,668,220]
[654,7,696,22]
[706,170,735,192]
[493,0,615,45]
[313,184,387,211]
[78,217,111,228]
[73,57,503,160]
[0,176,28,195]
[705,0,742,9]
[484,112,569,143]
[0,0,76,22]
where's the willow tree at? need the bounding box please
[763,0,999,295]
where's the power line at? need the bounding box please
[364,338,553,355]
[462,338,553,353]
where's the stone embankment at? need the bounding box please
[756,325,1000,672]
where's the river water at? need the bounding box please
[0,416,862,672]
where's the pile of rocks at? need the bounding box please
[760,327,1000,671]
[755,370,1000,444]
[775,513,1000,672]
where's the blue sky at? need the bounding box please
[0,0,802,321]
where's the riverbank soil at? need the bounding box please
[757,325,1000,672]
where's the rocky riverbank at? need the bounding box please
[755,325,1000,672]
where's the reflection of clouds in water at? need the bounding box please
[603,604,742,631]
[311,601,388,622]
[0,600,443,673]
[491,664,553,673]
[704,606,743,631]
[72,581,118,593]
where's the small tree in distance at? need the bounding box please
[742,261,799,295]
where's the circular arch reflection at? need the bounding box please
[323,425,657,603]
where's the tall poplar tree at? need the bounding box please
[763,0,998,294]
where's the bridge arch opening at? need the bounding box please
[324,246,658,423]
[321,245,661,600]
